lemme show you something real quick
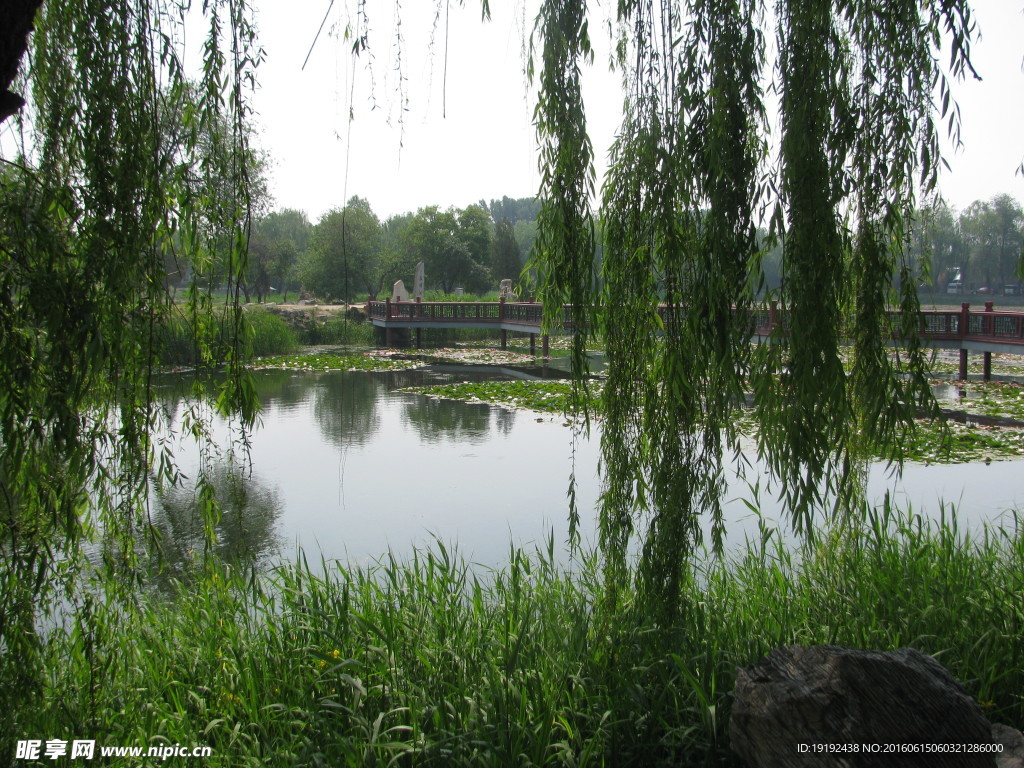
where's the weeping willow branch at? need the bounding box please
[0,0,261,708]
[528,0,597,545]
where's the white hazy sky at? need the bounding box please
[6,2,1013,222]
[247,1,1024,223]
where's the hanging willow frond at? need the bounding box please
[528,0,598,544]
[529,0,976,619]
[596,0,766,621]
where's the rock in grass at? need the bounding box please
[729,645,996,767]
[993,723,1024,768]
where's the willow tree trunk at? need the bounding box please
[0,0,42,124]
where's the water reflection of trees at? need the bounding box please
[402,396,493,444]
[387,368,521,442]
[252,369,316,410]
[313,371,382,448]
[154,370,319,427]
[387,369,431,391]
[493,406,516,436]
[147,461,282,588]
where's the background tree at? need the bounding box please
[481,195,542,226]
[514,218,539,269]
[907,200,966,292]
[246,232,276,302]
[378,212,418,296]
[960,194,1024,289]
[405,205,493,293]
[298,197,381,301]
[493,218,522,282]
[457,204,495,288]
[757,228,784,293]
[249,208,312,301]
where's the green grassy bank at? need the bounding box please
[6,505,1022,767]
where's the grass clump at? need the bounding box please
[247,307,301,358]
[156,306,300,366]
[301,315,375,346]
[12,506,1024,766]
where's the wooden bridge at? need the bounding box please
[368,298,553,354]
[367,298,1024,380]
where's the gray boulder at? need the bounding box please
[993,723,1024,768]
[730,645,998,767]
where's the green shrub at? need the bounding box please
[154,311,201,366]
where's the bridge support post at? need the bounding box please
[542,334,549,357]
[530,333,536,356]
[386,327,394,347]
[958,302,970,381]
[983,301,994,380]
[500,329,507,350]
[416,328,422,349]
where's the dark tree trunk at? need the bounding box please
[1,0,43,124]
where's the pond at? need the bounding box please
[148,361,1024,573]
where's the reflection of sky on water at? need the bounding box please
[153,368,1024,571]
[252,372,589,568]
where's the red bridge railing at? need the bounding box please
[369,300,1024,343]
[368,299,547,326]
[367,299,1024,378]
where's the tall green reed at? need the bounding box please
[13,505,1023,766]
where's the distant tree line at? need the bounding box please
[240,196,541,303]
[754,193,1023,297]
[238,191,1021,304]
[908,194,1023,293]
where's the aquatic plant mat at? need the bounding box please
[252,347,543,373]
[404,380,599,416]
[9,506,1023,766]
[403,379,1024,463]
[253,351,421,372]
[245,349,1024,462]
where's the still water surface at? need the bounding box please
[150,365,1024,572]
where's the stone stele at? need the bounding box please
[392,279,409,302]
[413,261,425,299]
